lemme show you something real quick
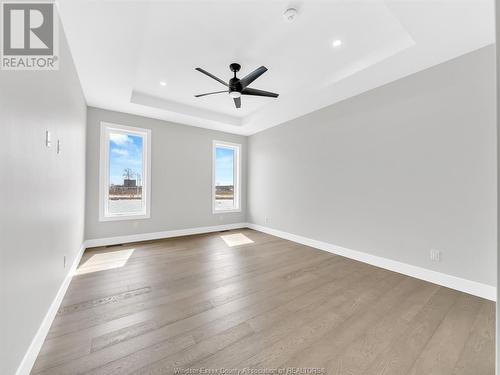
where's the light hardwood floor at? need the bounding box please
[32,229,495,375]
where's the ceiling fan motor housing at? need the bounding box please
[229,77,243,93]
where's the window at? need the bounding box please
[213,141,241,213]
[99,122,151,221]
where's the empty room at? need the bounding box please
[1,0,499,374]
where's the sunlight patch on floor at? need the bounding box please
[76,248,135,275]
[220,233,254,247]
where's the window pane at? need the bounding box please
[108,132,144,215]
[215,147,235,210]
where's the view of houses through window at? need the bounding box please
[108,132,144,215]
[100,122,150,221]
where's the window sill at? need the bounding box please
[213,208,242,214]
[99,213,150,222]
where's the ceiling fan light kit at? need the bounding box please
[194,63,279,109]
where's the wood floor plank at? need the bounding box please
[245,279,439,373]
[33,252,352,373]
[57,245,312,323]
[62,240,321,309]
[61,239,306,307]
[60,244,311,313]
[30,229,495,375]
[47,252,333,339]
[361,287,461,375]
[322,280,439,374]
[196,268,402,369]
[451,301,496,375]
[280,275,429,370]
[66,233,284,294]
[406,293,483,375]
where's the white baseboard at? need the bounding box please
[247,223,496,301]
[15,242,86,375]
[84,222,248,248]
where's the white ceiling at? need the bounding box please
[56,0,494,135]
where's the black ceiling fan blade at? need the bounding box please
[233,97,241,108]
[241,87,279,98]
[194,90,228,97]
[239,66,268,88]
[195,68,228,87]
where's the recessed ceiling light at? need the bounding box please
[159,81,167,86]
[332,39,342,48]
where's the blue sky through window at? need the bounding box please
[215,147,234,186]
[109,133,143,185]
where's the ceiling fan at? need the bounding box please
[194,63,279,109]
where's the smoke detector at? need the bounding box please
[283,8,298,22]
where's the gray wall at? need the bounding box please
[495,0,499,367]
[85,107,247,240]
[0,28,87,374]
[248,45,497,287]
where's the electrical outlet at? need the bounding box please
[57,139,61,154]
[63,255,66,268]
[264,216,269,224]
[430,249,441,262]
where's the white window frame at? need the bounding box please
[212,140,241,214]
[99,122,151,221]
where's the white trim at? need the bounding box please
[212,140,242,214]
[99,122,152,222]
[247,223,496,301]
[85,222,248,248]
[15,242,86,375]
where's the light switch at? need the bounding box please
[45,130,51,147]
